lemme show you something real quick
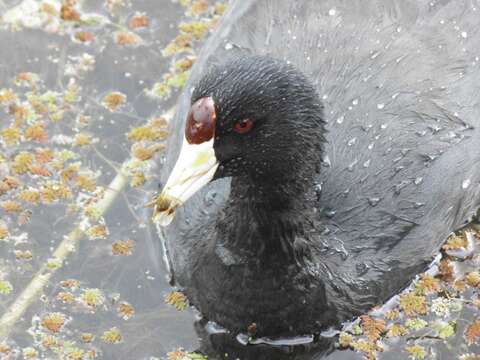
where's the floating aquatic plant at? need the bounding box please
[101,92,126,112]
[399,293,428,317]
[86,224,108,240]
[360,315,385,342]
[405,318,428,331]
[405,344,426,359]
[416,274,440,294]
[114,31,142,46]
[465,319,480,344]
[167,349,208,360]
[80,332,94,343]
[111,239,135,256]
[80,288,105,309]
[101,327,122,344]
[130,171,146,187]
[433,320,456,339]
[57,291,75,304]
[165,291,188,311]
[60,279,80,289]
[0,280,13,295]
[127,122,168,142]
[0,222,9,240]
[132,144,164,161]
[22,347,39,359]
[465,271,480,288]
[41,312,67,333]
[15,250,33,261]
[116,302,135,320]
[128,14,149,29]
[387,323,407,338]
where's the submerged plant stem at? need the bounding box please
[0,173,128,339]
[0,108,174,340]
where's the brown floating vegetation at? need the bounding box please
[465,319,480,345]
[102,91,127,112]
[128,14,149,29]
[334,225,480,360]
[111,239,135,256]
[41,312,67,333]
[360,315,385,342]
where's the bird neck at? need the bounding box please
[217,174,317,264]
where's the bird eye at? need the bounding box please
[233,118,253,134]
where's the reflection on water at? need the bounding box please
[0,1,479,359]
[194,319,338,360]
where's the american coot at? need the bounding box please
[155,0,480,338]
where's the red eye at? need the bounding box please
[233,118,253,134]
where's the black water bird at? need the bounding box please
[155,0,480,339]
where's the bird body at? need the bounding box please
[156,0,480,338]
